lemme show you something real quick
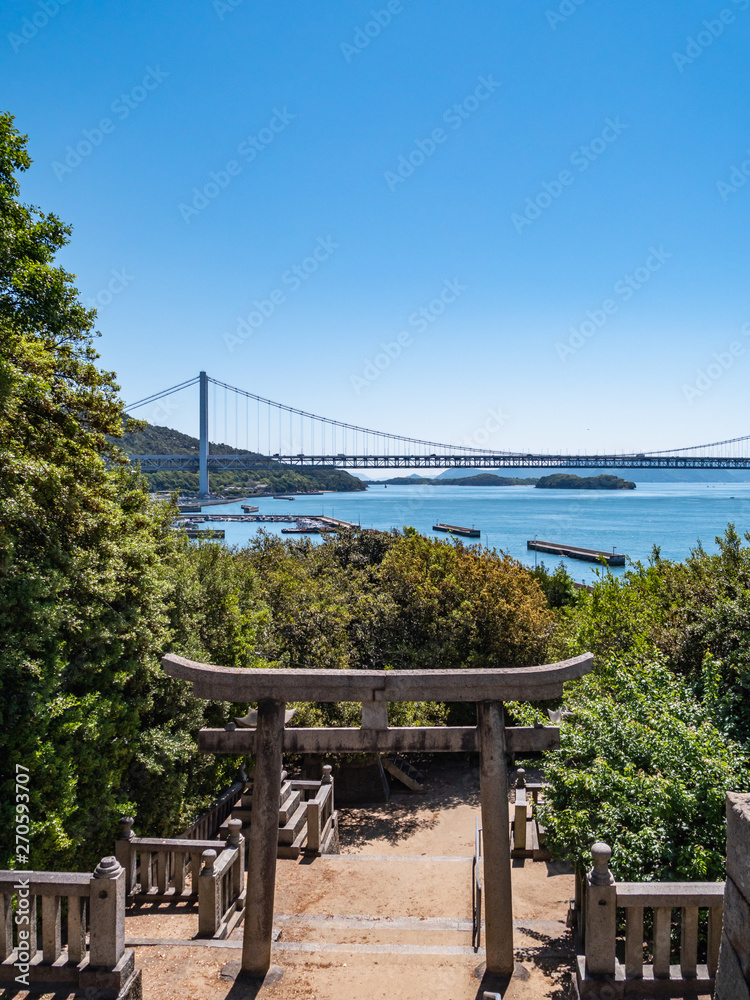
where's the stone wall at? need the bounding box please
[715,792,750,1000]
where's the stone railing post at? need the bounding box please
[585,842,617,978]
[716,792,750,999]
[81,856,138,998]
[198,849,220,937]
[88,856,125,968]
[115,817,136,895]
[226,819,245,904]
[514,768,527,852]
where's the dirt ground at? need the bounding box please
[125,759,576,1000]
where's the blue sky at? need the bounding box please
[3,0,750,457]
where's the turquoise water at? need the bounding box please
[199,483,750,584]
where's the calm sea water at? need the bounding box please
[199,483,750,584]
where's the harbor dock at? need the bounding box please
[527,539,625,566]
[175,513,358,534]
[185,528,225,540]
[433,523,481,538]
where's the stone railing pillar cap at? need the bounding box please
[93,856,124,880]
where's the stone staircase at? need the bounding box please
[220,768,336,860]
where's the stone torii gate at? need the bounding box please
[162,651,593,982]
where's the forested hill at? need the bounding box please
[114,421,366,493]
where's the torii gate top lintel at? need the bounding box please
[161,651,593,703]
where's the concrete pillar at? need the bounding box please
[88,856,125,968]
[241,698,285,976]
[477,700,515,977]
[585,843,616,977]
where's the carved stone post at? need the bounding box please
[477,700,515,977]
[81,855,137,998]
[585,842,617,977]
[115,817,136,895]
[198,849,220,937]
[241,698,285,976]
[226,818,245,904]
[88,856,125,968]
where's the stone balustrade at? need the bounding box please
[116,817,245,939]
[0,856,141,999]
[578,842,725,998]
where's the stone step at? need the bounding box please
[278,802,308,845]
[278,790,301,825]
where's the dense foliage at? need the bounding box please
[531,529,750,882]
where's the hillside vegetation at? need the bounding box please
[117,421,366,494]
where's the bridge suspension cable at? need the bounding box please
[206,376,516,455]
[126,376,200,412]
[641,432,750,456]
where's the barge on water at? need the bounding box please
[433,523,480,538]
[527,539,625,566]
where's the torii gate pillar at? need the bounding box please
[241,698,285,976]
[478,700,515,976]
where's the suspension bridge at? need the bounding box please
[126,372,750,495]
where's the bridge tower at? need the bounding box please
[199,370,208,496]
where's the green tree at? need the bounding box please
[0,115,271,867]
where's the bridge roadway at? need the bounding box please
[128,452,750,472]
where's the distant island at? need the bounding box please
[380,472,636,489]
[381,473,538,486]
[535,474,636,490]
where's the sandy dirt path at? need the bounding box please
[124,759,576,1000]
